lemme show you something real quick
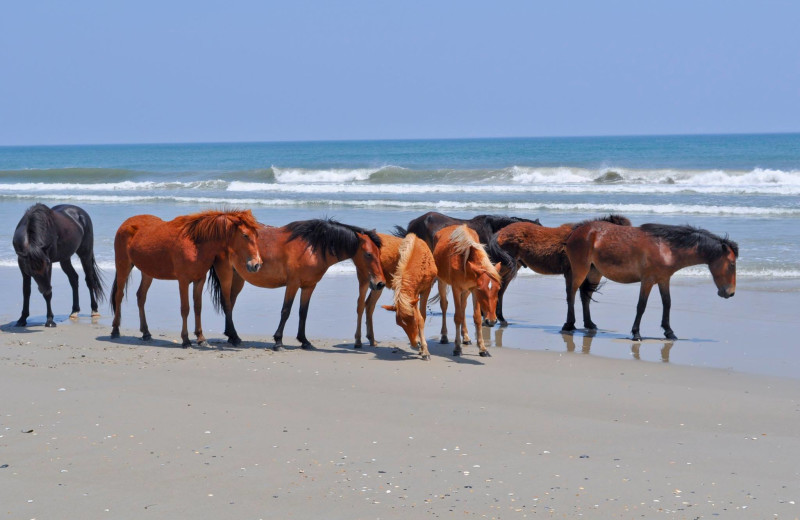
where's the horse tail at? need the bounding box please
[206,265,224,313]
[109,276,119,313]
[580,278,605,302]
[600,214,632,226]
[428,291,441,306]
[487,235,519,282]
[88,256,106,303]
[392,225,408,238]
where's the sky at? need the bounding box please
[1,0,798,145]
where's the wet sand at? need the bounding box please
[1,268,799,518]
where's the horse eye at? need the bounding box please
[242,232,249,239]
[365,251,373,259]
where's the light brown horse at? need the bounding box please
[354,232,438,360]
[491,214,631,331]
[433,225,502,357]
[565,221,738,341]
[110,209,262,346]
[208,219,385,350]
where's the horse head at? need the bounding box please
[470,260,503,327]
[383,296,421,347]
[709,243,737,298]
[354,231,386,291]
[228,212,262,273]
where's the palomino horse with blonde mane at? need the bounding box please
[354,232,438,359]
[110,209,262,347]
[208,218,385,350]
[490,214,631,330]
[432,225,502,357]
[565,221,738,341]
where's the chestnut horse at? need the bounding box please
[208,219,385,350]
[406,211,541,324]
[13,203,104,327]
[564,221,738,341]
[432,225,502,357]
[354,232,438,359]
[491,214,631,330]
[110,209,262,346]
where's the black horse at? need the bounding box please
[12,203,104,327]
[401,211,540,324]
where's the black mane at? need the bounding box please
[475,215,541,232]
[286,218,383,259]
[14,203,56,270]
[572,213,632,230]
[641,223,739,260]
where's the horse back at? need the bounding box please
[432,225,477,287]
[376,233,404,288]
[566,222,652,283]
[496,222,572,275]
[407,212,460,249]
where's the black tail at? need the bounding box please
[392,225,408,238]
[580,279,605,302]
[88,256,106,304]
[109,277,118,313]
[207,265,224,313]
[487,235,519,282]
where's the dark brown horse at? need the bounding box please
[564,221,738,341]
[405,211,540,324]
[208,218,386,350]
[13,203,104,327]
[491,214,631,330]
[110,209,262,346]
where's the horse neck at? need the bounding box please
[670,246,710,271]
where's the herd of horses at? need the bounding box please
[12,203,739,359]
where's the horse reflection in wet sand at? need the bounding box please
[565,221,738,341]
[354,232,438,360]
[432,225,502,358]
[110,209,262,347]
[13,203,104,327]
[208,219,385,351]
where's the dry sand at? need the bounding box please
[1,269,800,519]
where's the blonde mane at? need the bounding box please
[392,233,418,317]
[450,225,501,283]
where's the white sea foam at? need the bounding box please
[272,166,381,183]
[0,180,227,192]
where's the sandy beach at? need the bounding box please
[2,268,800,519]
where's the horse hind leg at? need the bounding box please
[193,279,207,347]
[16,271,32,327]
[137,274,154,341]
[472,289,490,357]
[460,293,471,345]
[631,280,655,341]
[273,284,299,351]
[33,269,56,328]
[658,280,677,340]
[438,279,449,344]
[61,258,81,318]
[178,279,192,347]
[580,267,603,330]
[77,250,102,316]
[296,285,317,350]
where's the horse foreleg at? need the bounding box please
[658,280,677,340]
[61,258,81,318]
[35,269,56,328]
[415,306,431,360]
[15,271,31,327]
[192,279,207,346]
[222,269,245,345]
[580,267,603,330]
[438,279,449,344]
[631,280,655,341]
[296,285,317,350]
[496,268,514,325]
[452,288,467,356]
[178,279,192,347]
[354,281,368,347]
[460,292,471,345]
[136,274,154,341]
[364,287,382,347]
[273,284,299,351]
[472,289,491,357]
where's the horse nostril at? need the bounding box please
[376,282,385,290]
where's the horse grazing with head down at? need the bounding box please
[110,209,262,347]
[432,224,502,357]
[491,214,631,330]
[354,232,438,359]
[13,203,104,327]
[208,218,386,351]
[564,221,738,341]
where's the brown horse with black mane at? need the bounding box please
[354,232,438,359]
[208,218,385,351]
[491,214,631,330]
[564,221,738,341]
[110,209,262,346]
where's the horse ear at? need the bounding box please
[494,261,503,273]
[382,305,396,312]
[410,298,420,307]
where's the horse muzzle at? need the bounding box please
[718,287,735,299]
[370,280,386,291]
[246,259,262,273]
[483,318,497,327]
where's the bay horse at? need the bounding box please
[110,209,262,347]
[564,221,738,341]
[432,225,502,357]
[491,214,631,330]
[12,203,104,327]
[406,211,541,324]
[207,218,386,350]
[354,232,438,360]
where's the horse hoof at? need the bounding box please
[421,354,431,361]
[228,336,242,346]
[561,323,576,332]
[45,321,57,328]
[439,336,449,344]
[452,348,461,357]
[665,332,678,341]
[584,322,598,330]
[462,339,472,345]
[91,311,101,318]
[197,340,207,347]
[631,334,642,342]
[301,342,316,351]
[181,339,191,348]
[69,312,79,320]
[142,333,152,341]
[273,345,284,352]
[15,319,27,327]
[354,341,362,349]
[110,328,120,338]
[479,350,492,358]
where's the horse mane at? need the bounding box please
[571,213,632,230]
[15,203,56,269]
[640,223,739,260]
[178,209,259,242]
[476,214,542,231]
[286,218,383,259]
[450,225,502,284]
[391,234,418,317]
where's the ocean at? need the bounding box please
[1,134,799,280]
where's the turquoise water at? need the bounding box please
[1,135,799,278]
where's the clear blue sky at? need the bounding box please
[1,0,798,145]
